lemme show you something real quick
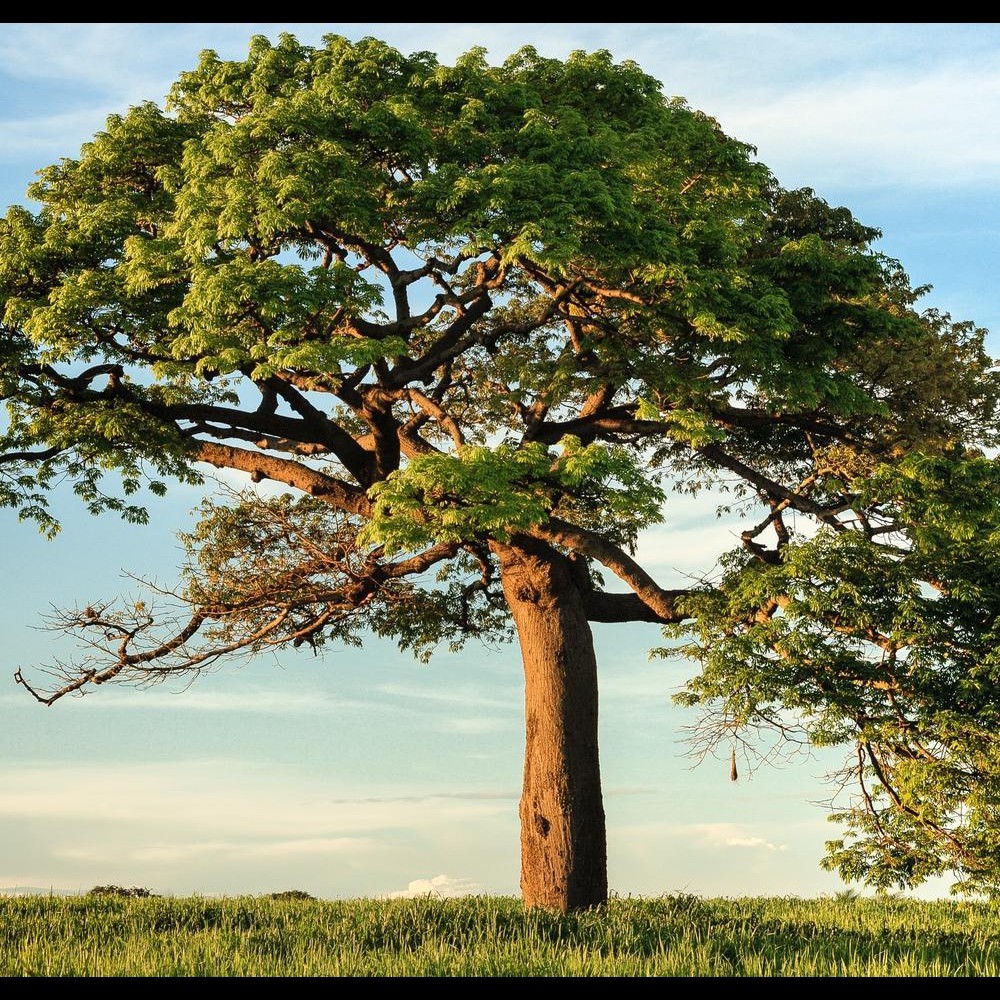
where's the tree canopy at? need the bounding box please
[2,34,999,904]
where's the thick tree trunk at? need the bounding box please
[494,537,607,912]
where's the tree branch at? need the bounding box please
[582,591,679,623]
[195,442,370,515]
[528,518,688,623]
[0,445,61,465]
[699,443,854,521]
[267,376,374,483]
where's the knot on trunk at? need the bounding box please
[515,583,540,604]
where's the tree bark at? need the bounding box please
[494,536,608,911]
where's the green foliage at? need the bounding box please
[3,33,993,534]
[665,451,1000,896]
[2,894,998,976]
[363,436,663,553]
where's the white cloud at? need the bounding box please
[385,873,483,899]
[684,822,787,853]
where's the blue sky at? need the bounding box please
[2,22,999,900]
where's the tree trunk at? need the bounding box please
[494,537,607,911]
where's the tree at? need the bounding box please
[3,34,999,910]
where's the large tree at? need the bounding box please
[3,35,999,910]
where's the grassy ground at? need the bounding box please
[2,893,998,976]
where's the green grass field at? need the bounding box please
[2,893,998,976]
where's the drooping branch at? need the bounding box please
[14,607,207,706]
[698,443,855,522]
[14,486,467,705]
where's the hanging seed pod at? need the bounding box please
[730,747,739,782]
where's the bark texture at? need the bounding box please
[495,537,608,911]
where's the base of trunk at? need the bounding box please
[496,538,607,912]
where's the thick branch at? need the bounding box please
[0,445,61,465]
[583,591,679,623]
[171,385,371,484]
[186,422,331,456]
[528,410,668,445]
[196,442,370,515]
[268,376,374,483]
[386,255,504,388]
[368,387,464,452]
[377,542,460,578]
[528,519,688,623]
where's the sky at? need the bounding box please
[2,22,999,901]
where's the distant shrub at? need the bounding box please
[267,890,315,901]
[87,885,154,898]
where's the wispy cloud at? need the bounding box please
[606,787,657,798]
[0,878,71,895]
[329,790,517,805]
[598,663,682,702]
[615,819,789,855]
[60,688,374,715]
[718,64,1000,189]
[689,823,788,853]
[436,716,511,735]
[0,23,215,96]
[0,761,511,837]
[0,759,523,895]
[57,836,374,865]
[0,107,123,165]
[376,682,518,711]
[2,24,998,193]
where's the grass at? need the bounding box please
[2,893,998,976]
